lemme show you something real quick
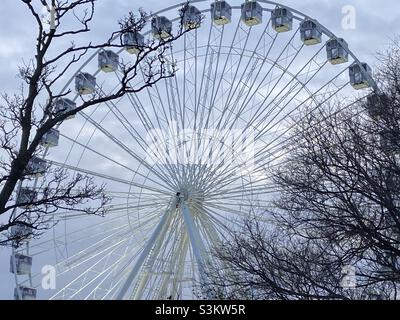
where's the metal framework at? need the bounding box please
[11,0,378,300]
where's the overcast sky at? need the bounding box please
[0,0,399,300]
[0,0,399,93]
[0,0,399,95]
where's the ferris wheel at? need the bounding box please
[10,0,378,300]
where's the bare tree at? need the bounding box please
[0,0,197,246]
[201,40,400,300]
